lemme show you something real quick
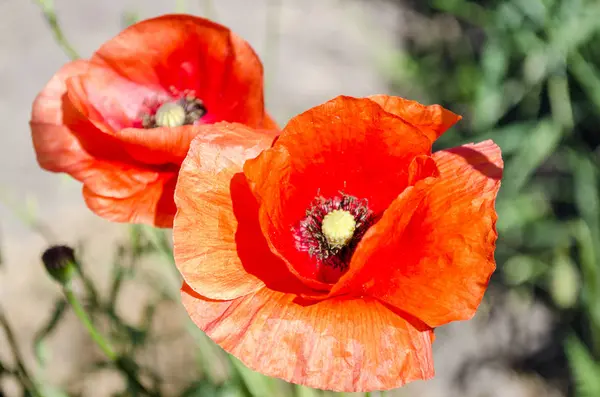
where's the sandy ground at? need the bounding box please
[0,1,563,396]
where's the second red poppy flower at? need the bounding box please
[30,14,277,227]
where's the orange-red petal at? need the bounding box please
[62,65,138,162]
[114,126,201,165]
[244,96,432,286]
[173,123,296,299]
[261,113,280,130]
[83,170,176,228]
[92,15,229,92]
[65,62,166,133]
[30,60,176,227]
[369,95,461,142]
[332,140,503,327]
[181,283,434,392]
[30,60,97,180]
[213,32,268,127]
[92,14,268,128]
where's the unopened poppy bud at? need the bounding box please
[155,102,187,127]
[42,245,77,285]
[321,209,357,249]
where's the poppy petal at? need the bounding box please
[83,170,176,228]
[174,123,290,299]
[114,124,280,167]
[181,283,434,392]
[113,126,200,165]
[334,140,503,327]
[62,65,145,163]
[262,113,280,130]
[92,15,229,93]
[213,32,267,127]
[65,63,167,133]
[30,60,174,227]
[369,95,461,142]
[92,15,267,128]
[30,60,96,180]
[244,96,432,285]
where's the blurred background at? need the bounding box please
[1,0,599,396]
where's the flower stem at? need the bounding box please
[0,306,43,397]
[202,0,217,20]
[33,0,80,60]
[265,0,281,100]
[63,285,116,359]
[63,284,158,396]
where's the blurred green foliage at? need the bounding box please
[381,0,600,395]
[2,226,325,397]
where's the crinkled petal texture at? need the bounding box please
[181,284,434,391]
[174,123,285,300]
[368,95,461,142]
[174,95,502,392]
[30,14,276,228]
[243,97,436,287]
[331,140,503,327]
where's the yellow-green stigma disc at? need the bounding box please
[321,209,356,249]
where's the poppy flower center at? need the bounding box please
[321,210,356,248]
[294,193,375,276]
[139,90,207,129]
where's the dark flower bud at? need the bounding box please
[42,245,77,285]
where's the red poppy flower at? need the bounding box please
[30,14,277,227]
[175,96,503,391]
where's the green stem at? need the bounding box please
[175,0,187,12]
[63,284,158,396]
[264,0,281,99]
[33,0,80,60]
[548,74,574,130]
[0,306,43,397]
[142,226,181,294]
[63,285,115,359]
[202,0,217,20]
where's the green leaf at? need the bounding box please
[548,75,574,129]
[179,381,219,397]
[37,384,71,397]
[569,52,600,111]
[430,0,490,26]
[120,11,140,28]
[295,385,322,397]
[502,254,549,286]
[569,151,600,241]
[570,220,600,327]
[565,333,600,397]
[501,119,563,195]
[496,2,525,30]
[479,121,538,156]
[549,3,600,55]
[569,150,600,321]
[187,321,227,384]
[549,252,580,309]
[481,40,509,83]
[33,298,68,367]
[228,355,278,397]
[496,189,550,233]
[108,259,127,309]
[511,0,548,27]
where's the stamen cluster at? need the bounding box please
[294,193,374,271]
[138,88,207,129]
